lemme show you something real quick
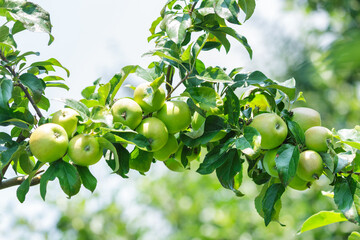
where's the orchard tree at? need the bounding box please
[0,0,360,238]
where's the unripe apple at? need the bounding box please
[249,113,288,150]
[291,107,321,132]
[297,150,323,182]
[136,117,168,152]
[305,126,332,152]
[29,123,69,163]
[51,108,79,138]
[111,98,143,130]
[288,174,312,191]
[247,93,269,111]
[68,134,103,166]
[156,100,191,134]
[262,148,279,177]
[153,134,179,161]
[133,82,165,113]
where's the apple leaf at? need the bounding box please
[224,87,240,126]
[62,98,90,121]
[16,178,30,203]
[30,58,70,77]
[196,66,232,83]
[235,126,261,157]
[129,147,153,174]
[19,73,45,102]
[0,143,19,173]
[215,149,244,196]
[334,175,360,224]
[238,0,256,21]
[285,118,305,145]
[104,131,150,150]
[97,137,120,173]
[164,13,191,44]
[56,161,81,198]
[110,65,139,101]
[40,163,59,201]
[298,211,348,234]
[275,144,300,186]
[0,78,13,109]
[262,183,285,226]
[214,0,241,25]
[98,82,111,106]
[76,165,97,193]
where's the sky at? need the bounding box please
[0,1,331,239]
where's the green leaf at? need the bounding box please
[43,75,64,82]
[0,143,18,172]
[0,78,13,109]
[16,177,30,203]
[149,16,162,35]
[81,85,96,100]
[62,98,90,121]
[36,95,50,111]
[286,118,305,145]
[30,58,69,77]
[12,20,25,34]
[0,25,10,42]
[143,49,182,64]
[19,73,45,102]
[129,147,153,174]
[196,66,232,83]
[55,161,81,198]
[224,87,240,126]
[103,142,129,178]
[39,163,58,200]
[215,27,252,58]
[45,82,69,91]
[97,137,119,173]
[275,144,300,186]
[98,82,111,106]
[334,151,356,173]
[215,149,244,196]
[5,1,54,44]
[76,165,97,192]
[298,211,348,234]
[238,0,256,21]
[186,86,223,113]
[262,183,285,226]
[207,29,230,52]
[235,126,261,157]
[164,13,192,44]
[334,175,360,223]
[110,65,139,101]
[104,131,150,150]
[0,132,12,144]
[214,0,240,24]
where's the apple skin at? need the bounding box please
[262,148,279,177]
[156,101,191,134]
[51,108,79,138]
[68,134,103,166]
[249,113,288,150]
[288,174,311,191]
[136,117,169,152]
[111,98,143,130]
[247,93,269,111]
[297,150,323,182]
[305,126,332,152]
[164,158,185,172]
[153,134,179,161]
[133,82,165,113]
[291,107,321,132]
[29,123,69,163]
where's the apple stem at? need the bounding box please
[166,70,192,100]
[121,112,127,120]
[312,174,319,180]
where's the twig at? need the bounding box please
[166,70,192,99]
[0,170,44,190]
[165,66,174,96]
[14,82,44,118]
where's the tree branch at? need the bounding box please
[166,70,192,99]
[15,82,44,118]
[0,171,43,190]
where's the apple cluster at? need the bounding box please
[29,109,103,166]
[111,82,201,171]
[250,106,332,191]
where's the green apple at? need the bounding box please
[164,158,185,172]
[111,98,143,129]
[291,107,321,132]
[133,82,165,113]
[262,148,279,177]
[156,100,191,134]
[153,134,179,161]
[136,117,169,152]
[297,150,323,182]
[68,134,103,166]
[51,108,79,138]
[288,174,311,191]
[305,126,332,152]
[29,123,69,163]
[174,143,201,162]
[247,93,269,111]
[249,113,288,149]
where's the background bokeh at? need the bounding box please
[1,0,359,239]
